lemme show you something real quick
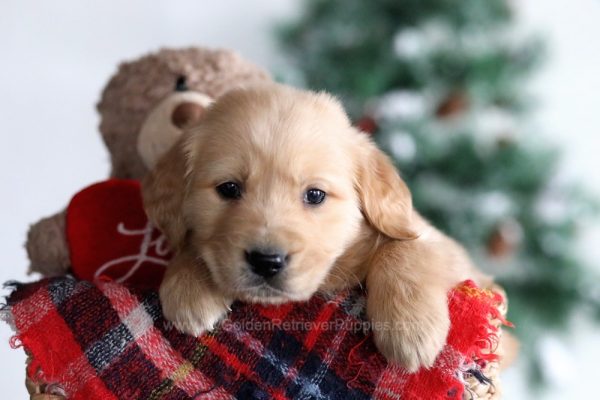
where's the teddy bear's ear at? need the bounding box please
[142,133,194,250]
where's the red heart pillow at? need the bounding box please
[66,179,170,289]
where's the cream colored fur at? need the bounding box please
[143,83,491,372]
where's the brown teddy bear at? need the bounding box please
[26,47,270,277]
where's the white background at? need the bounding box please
[1,1,599,398]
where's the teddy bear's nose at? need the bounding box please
[171,102,205,129]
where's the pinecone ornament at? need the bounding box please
[487,218,523,258]
[436,91,469,118]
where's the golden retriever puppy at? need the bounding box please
[143,83,489,372]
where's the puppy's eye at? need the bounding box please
[304,188,326,205]
[216,181,242,200]
[175,76,188,92]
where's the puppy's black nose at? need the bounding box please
[245,250,288,278]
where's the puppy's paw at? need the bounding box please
[371,309,449,372]
[159,255,231,336]
[160,285,230,336]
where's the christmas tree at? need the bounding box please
[277,0,598,387]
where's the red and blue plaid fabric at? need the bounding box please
[3,278,506,400]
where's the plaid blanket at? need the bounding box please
[3,278,507,400]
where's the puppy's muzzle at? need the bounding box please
[245,249,289,278]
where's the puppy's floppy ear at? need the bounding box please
[142,133,194,250]
[354,135,418,240]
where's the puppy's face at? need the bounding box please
[185,87,365,303]
[144,85,416,304]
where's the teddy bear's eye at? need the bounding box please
[175,76,188,92]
